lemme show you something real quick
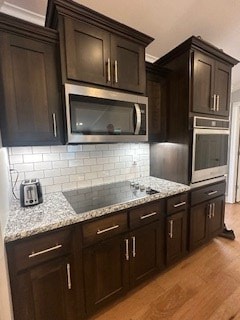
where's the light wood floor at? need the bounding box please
[90,203,240,320]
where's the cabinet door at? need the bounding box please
[214,61,231,117]
[166,211,187,265]
[0,32,62,146]
[189,202,208,251]
[130,221,164,287]
[208,195,225,238]
[111,35,145,93]
[64,17,110,86]
[146,64,167,142]
[192,51,215,114]
[12,257,78,320]
[83,235,128,316]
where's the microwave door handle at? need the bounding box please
[134,103,141,134]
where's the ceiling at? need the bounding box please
[1,0,240,91]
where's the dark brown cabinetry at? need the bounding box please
[192,50,231,116]
[6,227,83,320]
[166,193,188,265]
[0,13,63,146]
[150,36,238,185]
[83,234,128,315]
[189,181,225,251]
[46,0,153,94]
[146,62,167,142]
[82,201,164,316]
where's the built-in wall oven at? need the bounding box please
[64,84,148,143]
[191,116,229,185]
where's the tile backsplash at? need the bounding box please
[8,143,150,195]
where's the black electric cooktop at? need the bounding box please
[63,181,159,214]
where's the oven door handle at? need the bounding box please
[134,103,141,134]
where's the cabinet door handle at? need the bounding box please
[169,220,173,238]
[114,60,118,83]
[140,211,158,220]
[107,58,111,82]
[173,201,186,208]
[211,94,216,111]
[212,202,215,218]
[132,236,136,258]
[52,113,57,137]
[216,95,220,112]
[208,203,212,219]
[207,190,218,196]
[96,224,119,235]
[125,239,129,261]
[28,244,62,258]
[66,263,72,290]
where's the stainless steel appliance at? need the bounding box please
[64,84,148,143]
[191,116,229,185]
[20,179,43,207]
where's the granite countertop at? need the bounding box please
[4,176,190,243]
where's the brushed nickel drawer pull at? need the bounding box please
[29,244,62,258]
[212,202,215,217]
[132,236,136,258]
[207,191,218,196]
[107,58,111,82]
[211,94,216,111]
[169,220,173,239]
[52,113,57,137]
[216,95,220,112]
[125,239,129,261]
[114,60,118,83]
[96,224,119,235]
[208,203,212,219]
[67,263,72,290]
[140,211,158,220]
[173,201,186,208]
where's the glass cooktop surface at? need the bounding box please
[63,181,158,214]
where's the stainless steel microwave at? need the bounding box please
[191,116,229,184]
[64,84,148,143]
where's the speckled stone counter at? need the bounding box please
[4,176,190,242]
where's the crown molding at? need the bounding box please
[145,53,159,63]
[0,1,45,26]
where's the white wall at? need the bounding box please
[8,143,150,196]
[226,88,240,203]
[0,134,14,320]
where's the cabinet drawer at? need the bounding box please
[191,181,226,206]
[82,212,128,246]
[9,228,72,272]
[129,201,163,228]
[167,193,188,215]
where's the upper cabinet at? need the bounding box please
[0,13,63,146]
[146,62,168,142]
[192,50,231,117]
[155,36,238,119]
[45,0,153,94]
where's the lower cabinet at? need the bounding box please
[166,210,187,265]
[189,195,225,251]
[130,222,164,287]
[16,256,77,320]
[82,201,165,316]
[6,227,83,320]
[189,181,225,251]
[6,188,227,320]
[83,234,129,315]
[165,193,188,266]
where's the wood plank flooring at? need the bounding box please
[89,203,240,320]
